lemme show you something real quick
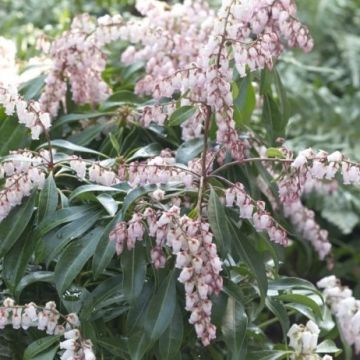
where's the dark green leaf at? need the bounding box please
[92,211,123,278]
[176,138,204,164]
[265,297,290,342]
[121,244,146,302]
[37,173,58,222]
[55,227,103,294]
[0,191,36,256]
[23,336,61,360]
[15,271,54,299]
[39,139,106,157]
[81,275,123,320]
[145,270,176,340]
[208,187,231,256]
[69,184,126,201]
[159,303,183,360]
[222,296,248,359]
[278,294,322,319]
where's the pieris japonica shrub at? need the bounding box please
[0,0,358,359]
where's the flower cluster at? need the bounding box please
[118,150,196,188]
[120,0,313,159]
[281,149,360,204]
[317,276,360,354]
[0,150,51,222]
[283,200,331,260]
[0,84,51,139]
[40,13,124,116]
[225,182,288,245]
[69,156,119,186]
[0,298,95,360]
[120,0,215,96]
[287,320,332,360]
[110,205,223,346]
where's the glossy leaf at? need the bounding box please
[55,227,103,294]
[37,173,58,222]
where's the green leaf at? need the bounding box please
[144,270,177,341]
[316,340,342,355]
[127,282,154,334]
[96,337,128,359]
[265,297,290,342]
[0,115,29,156]
[3,228,36,293]
[15,271,54,299]
[54,112,112,129]
[228,219,268,314]
[121,244,146,302]
[168,106,196,126]
[39,139,107,157]
[30,345,58,360]
[23,336,61,360]
[43,209,101,266]
[0,191,36,256]
[159,303,183,360]
[127,143,162,161]
[277,294,323,319]
[233,76,256,127]
[97,193,118,216]
[128,331,153,360]
[36,205,93,237]
[268,277,322,297]
[68,123,108,146]
[69,184,126,201]
[81,275,124,320]
[92,211,123,278]
[222,296,248,359]
[37,173,58,222]
[208,187,231,256]
[55,227,103,294]
[19,74,46,100]
[176,138,204,164]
